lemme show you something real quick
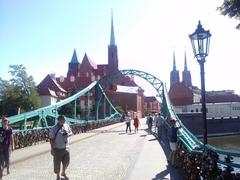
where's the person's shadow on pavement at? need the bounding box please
[152,164,183,180]
[152,127,184,180]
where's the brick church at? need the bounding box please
[168,52,240,106]
[37,15,145,117]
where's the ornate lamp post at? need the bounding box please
[189,21,211,145]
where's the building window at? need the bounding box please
[78,73,80,77]
[91,75,95,81]
[232,107,240,110]
[60,76,64,82]
[196,108,198,112]
[70,76,75,82]
[86,72,89,77]
[97,75,101,80]
[80,100,84,108]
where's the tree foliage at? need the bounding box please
[218,0,240,29]
[57,102,82,118]
[115,105,124,114]
[0,65,41,116]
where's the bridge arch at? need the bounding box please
[99,69,175,119]
[100,69,164,99]
[100,69,240,174]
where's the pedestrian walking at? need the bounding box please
[49,115,73,180]
[147,114,153,133]
[133,116,140,133]
[153,113,158,133]
[125,112,132,133]
[0,116,14,179]
[168,118,178,167]
[156,113,164,139]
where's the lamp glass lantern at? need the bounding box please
[189,21,211,62]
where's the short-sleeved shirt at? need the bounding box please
[125,116,131,123]
[0,127,13,147]
[49,123,72,149]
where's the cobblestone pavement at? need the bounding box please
[2,120,148,180]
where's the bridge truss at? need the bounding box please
[0,69,239,177]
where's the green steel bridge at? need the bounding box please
[1,69,240,179]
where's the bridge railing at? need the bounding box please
[12,116,121,150]
[162,83,240,178]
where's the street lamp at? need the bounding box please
[189,21,211,145]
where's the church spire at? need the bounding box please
[170,50,180,87]
[184,51,188,71]
[110,9,116,46]
[70,49,79,63]
[182,51,192,87]
[108,9,118,74]
[173,51,176,70]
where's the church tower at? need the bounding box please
[67,49,80,77]
[182,51,192,87]
[108,11,119,74]
[170,51,180,87]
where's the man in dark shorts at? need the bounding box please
[49,115,73,180]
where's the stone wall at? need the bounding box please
[177,112,240,136]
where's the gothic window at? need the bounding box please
[60,76,64,82]
[70,76,75,82]
[80,100,84,108]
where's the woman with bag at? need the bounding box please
[133,115,140,133]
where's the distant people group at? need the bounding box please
[123,112,141,134]
[123,112,166,137]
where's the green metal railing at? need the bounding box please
[0,81,121,129]
[101,69,240,177]
[1,69,239,177]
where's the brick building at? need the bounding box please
[37,15,145,117]
[144,96,161,115]
[169,52,240,105]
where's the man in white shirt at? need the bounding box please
[49,115,72,180]
[125,112,132,133]
[156,112,164,139]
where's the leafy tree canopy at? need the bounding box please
[218,0,240,29]
[0,65,40,116]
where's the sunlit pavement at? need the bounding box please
[2,119,182,180]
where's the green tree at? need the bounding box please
[115,105,124,114]
[0,65,41,116]
[58,103,74,117]
[218,0,240,29]
[0,78,10,94]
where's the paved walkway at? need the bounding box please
[2,119,183,180]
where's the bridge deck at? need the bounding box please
[2,119,183,180]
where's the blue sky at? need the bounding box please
[1,0,240,95]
